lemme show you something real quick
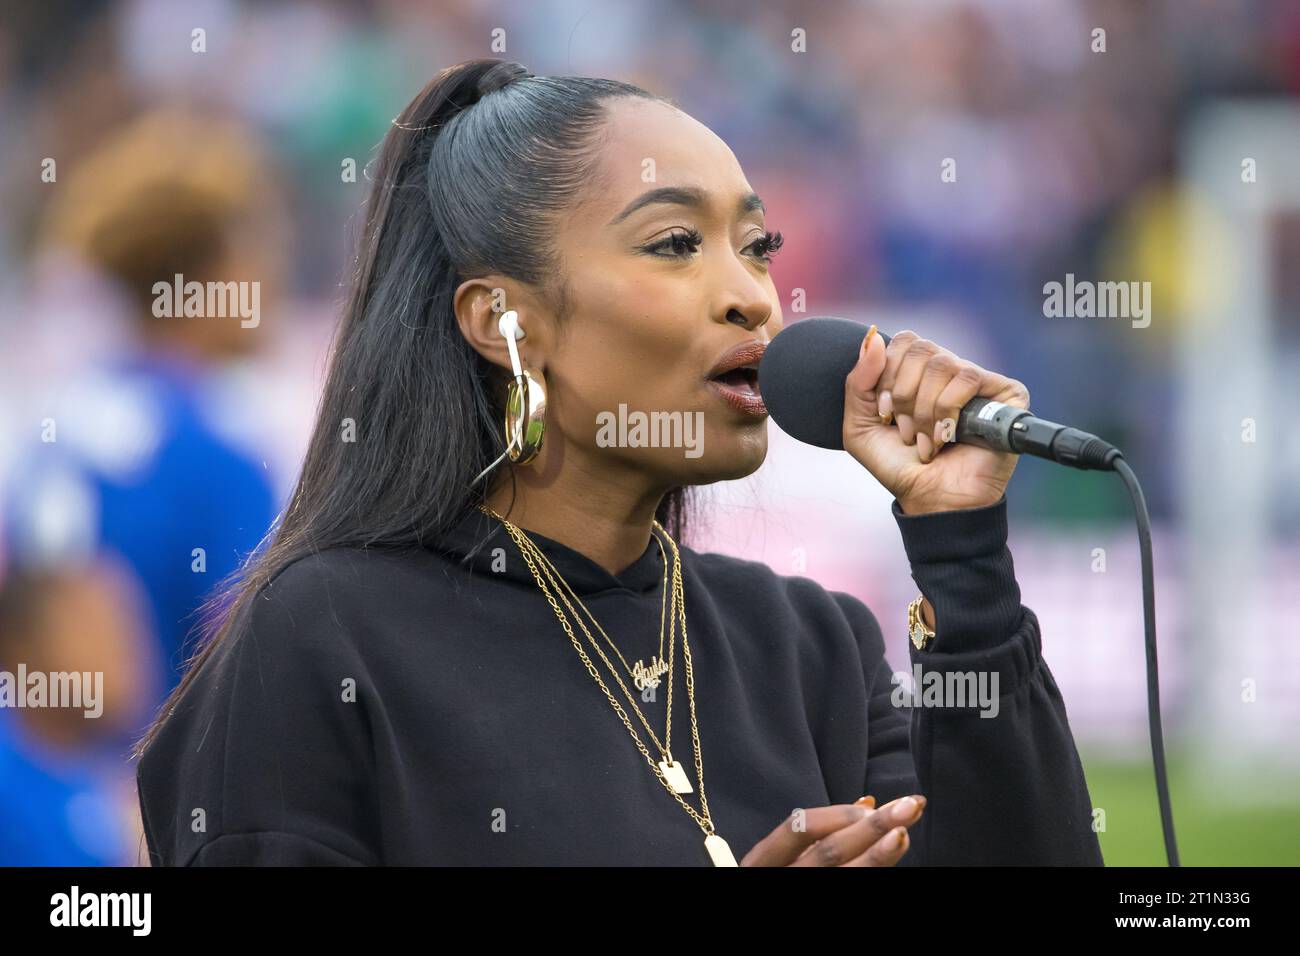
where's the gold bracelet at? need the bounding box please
[908,594,935,651]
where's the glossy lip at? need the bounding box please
[705,339,768,418]
[706,339,768,381]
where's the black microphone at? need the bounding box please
[759,317,1179,865]
[758,316,1122,471]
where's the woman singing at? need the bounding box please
[134,58,1103,867]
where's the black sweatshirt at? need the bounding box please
[136,496,1104,866]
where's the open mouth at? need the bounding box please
[706,364,766,417]
[705,339,767,417]
[709,366,760,395]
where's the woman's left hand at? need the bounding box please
[843,328,1030,515]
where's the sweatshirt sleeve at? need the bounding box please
[136,554,381,866]
[855,495,1103,865]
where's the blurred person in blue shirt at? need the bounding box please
[0,109,286,864]
[11,109,285,711]
[3,346,279,705]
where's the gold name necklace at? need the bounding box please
[513,526,690,791]
[477,504,738,867]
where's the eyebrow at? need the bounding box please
[607,186,765,226]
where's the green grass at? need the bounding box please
[1081,754,1300,866]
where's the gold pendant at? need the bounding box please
[633,656,669,691]
[659,758,693,793]
[704,833,738,867]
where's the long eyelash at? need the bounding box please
[642,227,785,262]
[750,229,784,263]
[644,228,704,258]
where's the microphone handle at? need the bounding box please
[956,397,1122,472]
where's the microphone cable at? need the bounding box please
[1112,454,1180,866]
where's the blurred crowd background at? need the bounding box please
[0,0,1297,866]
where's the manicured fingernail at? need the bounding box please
[884,827,905,852]
[916,433,933,463]
[855,795,876,808]
[861,324,877,352]
[934,421,948,446]
[893,796,918,821]
[879,390,893,424]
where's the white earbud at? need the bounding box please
[498,310,526,379]
[497,310,525,341]
[471,310,533,488]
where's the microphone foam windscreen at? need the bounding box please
[758,317,891,450]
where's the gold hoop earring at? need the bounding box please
[504,367,546,464]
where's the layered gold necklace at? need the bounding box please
[476,504,738,867]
